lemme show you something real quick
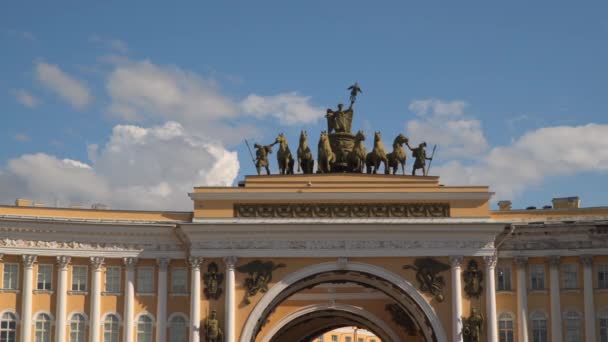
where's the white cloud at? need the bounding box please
[11,89,39,108]
[433,124,608,200]
[13,133,30,142]
[35,62,93,109]
[406,99,488,158]
[241,92,324,125]
[0,121,239,210]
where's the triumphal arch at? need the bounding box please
[1,85,607,342]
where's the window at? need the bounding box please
[70,314,86,342]
[169,315,187,342]
[530,265,545,290]
[72,266,88,292]
[358,338,364,342]
[35,313,51,342]
[0,312,17,342]
[346,337,352,342]
[105,266,121,293]
[562,264,578,289]
[531,311,547,342]
[498,313,514,342]
[317,336,324,342]
[599,311,608,342]
[331,335,338,342]
[137,315,153,342]
[2,264,18,290]
[497,266,512,291]
[599,265,608,289]
[171,268,187,293]
[103,314,120,342]
[37,265,53,290]
[564,311,581,342]
[137,267,154,293]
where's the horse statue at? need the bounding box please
[275,133,294,175]
[365,131,389,174]
[348,130,367,173]
[387,134,409,175]
[297,130,315,174]
[317,131,336,173]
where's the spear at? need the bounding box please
[425,144,437,176]
[244,140,257,169]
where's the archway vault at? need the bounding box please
[240,260,447,342]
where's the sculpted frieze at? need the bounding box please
[0,238,151,251]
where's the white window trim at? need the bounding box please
[170,267,188,294]
[104,266,122,294]
[530,264,545,290]
[2,263,19,290]
[37,264,53,290]
[137,267,155,294]
[71,265,88,292]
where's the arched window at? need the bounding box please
[599,310,608,342]
[498,313,514,342]
[70,314,86,342]
[137,315,153,342]
[530,311,547,342]
[0,312,17,342]
[564,311,581,342]
[103,314,120,342]
[168,315,187,342]
[35,313,52,342]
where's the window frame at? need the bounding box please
[561,264,578,289]
[598,264,608,289]
[564,311,581,342]
[0,311,17,342]
[530,311,548,342]
[170,267,188,294]
[136,314,154,342]
[34,313,52,342]
[599,310,608,342]
[103,314,120,342]
[168,314,188,342]
[498,312,515,342]
[71,266,88,292]
[2,263,19,290]
[530,264,545,290]
[104,266,121,294]
[137,267,155,294]
[496,266,512,291]
[37,264,53,291]
[69,313,86,342]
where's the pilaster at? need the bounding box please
[581,255,596,342]
[483,255,498,342]
[56,256,71,342]
[123,257,137,342]
[189,256,204,342]
[548,256,562,342]
[90,256,104,342]
[450,256,463,342]
[225,256,238,342]
[156,258,170,342]
[515,256,529,342]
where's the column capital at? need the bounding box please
[123,257,138,270]
[449,256,463,268]
[56,256,71,270]
[90,256,105,270]
[157,258,170,271]
[580,255,593,267]
[548,256,561,267]
[224,256,238,270]
[483,255,497,268]
[188,256,204,269]
[514,256,528,267]
[22,254,37,268]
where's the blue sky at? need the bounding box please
[1,1,607,210]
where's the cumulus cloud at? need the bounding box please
[241,92,324,125]
[433,124,608,200]
[11,89,39,108]
[0,121,239,210]
[36,62,93,109]
[406,99,488,158]
[13,133,30,142]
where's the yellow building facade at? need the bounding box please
[0,174,607,342]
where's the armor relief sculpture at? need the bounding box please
[204,262,224,300]
[236,260,285,305]
[403,257,451,302]
[463,259,483,298]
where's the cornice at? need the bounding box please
[189,191,492,201]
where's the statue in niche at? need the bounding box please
[463,260,483,298]
[203,262,224,300]
[462,307,484,342]
[403,258,451,302]
[204,310,224,342]
[236,260,286,305]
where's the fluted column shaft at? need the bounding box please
[123,257,137,342]
[156,258,170,342]
[582,255,596,342]
[549,256,562,342]
[56,256,71,342]
[189,257,204,342]
[21,255,36,342]
[450,256,463,342]
[516,257,529,342]
[90,257,104,342]
[484,256,498,342]
[225,256,238,342]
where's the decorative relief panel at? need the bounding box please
[234,202,450,218]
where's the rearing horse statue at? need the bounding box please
[297,130,315,174]
[387,134,409,175]
[348,130,366,173]
[317,131,335,173]
[365,131,389,174]
[275,133,294,175]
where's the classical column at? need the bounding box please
[123,257,137,342]
[156,258,170,342]
[21,255,37,342]
[484,255,498,342]
[515,257,529,342]
[90,257,104,342]
[225,256,238,342]
[450,256,463,342]
[549,256,562,342]
[189,256,204,342]
[582,255,596,342]
[55,256,71,342]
